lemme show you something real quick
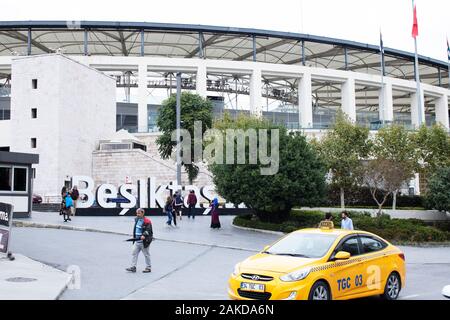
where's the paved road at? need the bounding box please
[10,213,450,300]
[10,227,251,300]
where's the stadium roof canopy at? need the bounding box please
[0,21,448,89]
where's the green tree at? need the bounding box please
[425,167,450,212]
[413,124,450,177]
[209,115,327,223]
[371,125,417,210]
[316,109,371,208]
[156,92,213,183]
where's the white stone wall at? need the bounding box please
[9,54,116,198]
[92,149,214,189]
[0,120,11,148]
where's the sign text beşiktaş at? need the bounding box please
[72,176,239,215]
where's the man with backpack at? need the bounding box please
[126,208,153,273]
[173,191,184,221]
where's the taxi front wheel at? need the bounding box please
[382,272,401,300]
[308,281,331,300]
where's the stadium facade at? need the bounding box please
[0,21,449,203]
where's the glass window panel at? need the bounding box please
[0,167,12,191]
[13,167,27,192]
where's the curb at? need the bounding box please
[55,273,73,300]
[231,223,285,236]
[12,221,258,253]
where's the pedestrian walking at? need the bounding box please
[341,211,354,230]
[210,197,221,229]
[59,186,67,218]
[71,185,79,216]
[63,191,73,222]
[187,190,198,219]
[164,196,174,226]
[173,191,184,221]
[126,208,153,273]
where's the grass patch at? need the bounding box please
[234,210,450,244]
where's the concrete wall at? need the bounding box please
[0,120,11,148]
[9,54,116,197]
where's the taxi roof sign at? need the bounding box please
[318,221,334,230]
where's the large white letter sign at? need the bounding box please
[97,184,118,209]
[72,176,95,208]
[119,184,137,209]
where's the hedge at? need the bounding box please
[234,210,450,243]
[324,185,424,208]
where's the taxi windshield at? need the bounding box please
[264,233,338,259]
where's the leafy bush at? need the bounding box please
[425,167,450,212]
[324,184,424,208]
[234,210,450,243]
[210,115,327,223]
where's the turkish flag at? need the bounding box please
[412,5,419,38]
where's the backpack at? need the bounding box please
[65,195,73,208]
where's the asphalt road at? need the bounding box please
[9,216,450,300]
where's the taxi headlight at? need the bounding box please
[232,263,241,276]
[280,267,311,282]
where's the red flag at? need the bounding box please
[412,4,419,38]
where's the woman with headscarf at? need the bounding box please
[210,197,221,229]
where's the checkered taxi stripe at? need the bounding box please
[310,250,397,273]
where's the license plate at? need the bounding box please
[240,282,265,293]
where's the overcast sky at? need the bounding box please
[1,0,449,62]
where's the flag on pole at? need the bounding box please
[379,31,384,54]
[412,1,419,38]
[447,38,450,61]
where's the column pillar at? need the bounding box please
[379,82,393,122]
[250,68,262,115]
[298,73,313,128]
[138,63,148,133]
[196,64,207,98]
[341,78,356,121]
[410,90,425,129]
[435,94,449,129]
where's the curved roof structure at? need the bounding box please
[0,21,448,89]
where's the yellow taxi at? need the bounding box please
[228,221,405,300]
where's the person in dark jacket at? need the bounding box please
[126,208,153,273]
[172,191,184,222]
[210,197,221,229]
[187,190,198,219]
[164,196,174,226]
[70,186,80,216]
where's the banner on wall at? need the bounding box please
[0,202,13,255]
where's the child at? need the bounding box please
[63,191,74,222]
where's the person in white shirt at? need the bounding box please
[341,211,354,230]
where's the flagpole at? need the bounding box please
[413,37,423,126]
[447,37,450,90]
[412,0,423,127]
[380,30,385,126]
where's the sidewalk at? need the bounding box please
[0,254,72,300]
[13,211,280,252]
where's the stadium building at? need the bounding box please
[0,21,448,203]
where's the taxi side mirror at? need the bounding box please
[333,251,351,261]
[263,245,270,252]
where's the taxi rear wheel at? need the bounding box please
[308,281,331,300]
[382,272,401,300]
